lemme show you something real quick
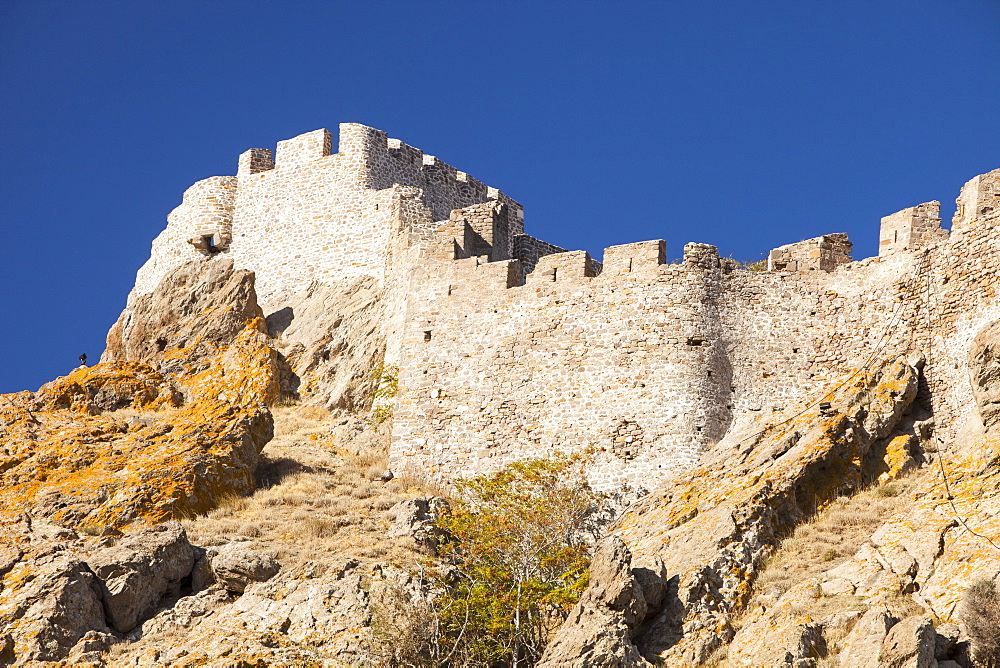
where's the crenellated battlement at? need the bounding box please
[125,126,1000,492]
[232,124,519,222]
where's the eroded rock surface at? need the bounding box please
[103,257,266,380]
[546,353,923,664]
[210,542,280,594]
[89,522,195,633]
[538,536,663,668]
[969,319,1000,433]
[112,559,412,667]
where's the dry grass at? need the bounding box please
[180,404,446,567]
[711,472,925,665]
[753,473,918,598]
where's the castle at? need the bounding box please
[124,124,1000,490]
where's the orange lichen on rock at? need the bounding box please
[34,361,181,414]
[0,322,276,532]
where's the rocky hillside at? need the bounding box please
[5,252,1000,666]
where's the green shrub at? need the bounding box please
[374,455,604,667]
[367,363,399,424]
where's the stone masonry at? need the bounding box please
[118,124,1000,492]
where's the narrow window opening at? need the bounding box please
[424,330,432,342]
[202,235,220,254]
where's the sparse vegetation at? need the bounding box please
[752,475,915,600]
[179,405,432,566]
[368,363,399,424]
[962,578,1000,667]
[373,455,605,667]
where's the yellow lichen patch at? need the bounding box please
[35,362,180,415]
[0,322,278,532]
[876,434,917,483]
[184,320,281,406]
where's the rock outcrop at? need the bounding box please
[538,536,663,667]
[0,517,200,666]
[543,353,923,664]
[0,519,111,665]
[266,275,389,412]
[970,318,1000,434]
[0,259,283,665]
[103,257,266,380]
[114,559,412,667]
[0,258,278,531]
[88,523,195,633]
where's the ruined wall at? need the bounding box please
[390,241,732,490]
[767,233,853,272]
[878,201,947,256]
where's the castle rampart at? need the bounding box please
[767,233,853,272]
[120,124,1000,492]
[388,169,1000,490]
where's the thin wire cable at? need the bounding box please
[918,250,1000,551]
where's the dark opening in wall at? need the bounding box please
[202,235,220,254]
[155,337,167,352]
[424,331,432,342]
[686,337,705,346]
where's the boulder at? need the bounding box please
[537,536,658,667]
[880,616,938,668]
[0,552,109,665]
[839,608,898,666]
[388,496,449,550]
[210,543,280,593]
[88,522,196,632]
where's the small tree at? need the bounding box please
[962,578,1000,667]
[375,455,604,667]
[434,456,602,666]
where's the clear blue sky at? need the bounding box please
[2,1,998,393]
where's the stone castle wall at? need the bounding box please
[120,123,1000,492]
[129,124,524,312]
[388,169,1000,491]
